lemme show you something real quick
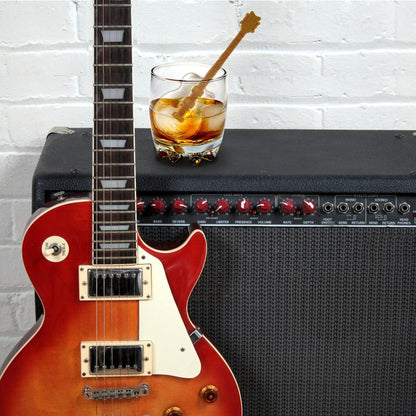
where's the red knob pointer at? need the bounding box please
[172,199,187,213]
[195,198,209,213]
[215,199,230,214]
[281,199,295,214]
[136,200,145,212]
[302,199,316,214]
[237,198,251,213]
[257,199,272,214]
[150,199,165,213]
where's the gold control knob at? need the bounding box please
[200,384,219,403]
[164,406,183,416]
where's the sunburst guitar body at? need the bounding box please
[0,198,242,415]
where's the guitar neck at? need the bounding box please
[92,0,137,265]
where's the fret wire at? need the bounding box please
[93,211,136,215]
[94,4,132,7]
[94,64,133,67]
[94,163,135,166]
[94,45,131,48]
[94,220,137,224]
[94,118,134,121]
[94,249,137,253]
[95,100,133,103]
[94,25,132,28]
[94,133,135,137]
[94,230,136,234]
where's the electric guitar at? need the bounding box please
[0,0,242,414]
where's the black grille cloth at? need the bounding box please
[139,226,416,415]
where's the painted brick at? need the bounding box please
[323,103,416,130]
[227,103,322,129]
[396,0,416,42]
[7,104,92,148]
[0,337,21,368]
[0,153,40,198]
[0,201,13,242]
[0,246,31,290]
[12,199,32,241]
[262,0,395,44]
[322,51,416,98]
[0,1,78,46]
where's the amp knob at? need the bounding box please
[237,198,251,213]
[150,199,165,213]
[136,199,145,213]
[195,198,209,213]
[302,199,316,215]
[280,199,295,214]
[215,199,230,214]
[172,199,187,213]
[257,199,272,214]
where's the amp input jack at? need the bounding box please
[368,202,380,214]
[337,202,349,214]
[383,202,395,214]
[352,202,364,214]
[322,202,334,214]
[398,202,411,214]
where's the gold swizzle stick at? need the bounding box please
[172,11,261,122]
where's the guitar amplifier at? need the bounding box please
[32,128,416,415]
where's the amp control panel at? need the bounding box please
[136,194,416,227]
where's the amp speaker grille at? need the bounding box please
[139,226,416,415]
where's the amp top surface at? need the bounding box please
[33,128,416,210]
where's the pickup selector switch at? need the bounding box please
[302,199,316,215]
[215,199,230,214]
[257,199,272,214]
[150,199,165,213]
[172,199,187,214]
[195,198,209,213]
[281,199,295,214]
[237,198,251,213]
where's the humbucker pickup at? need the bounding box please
[81,341,153,377]
[79,265,152,301]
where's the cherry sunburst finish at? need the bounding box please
[0,0,242,414]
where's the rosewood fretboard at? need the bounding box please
[92,0,137,265]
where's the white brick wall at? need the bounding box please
[0,0,415,364]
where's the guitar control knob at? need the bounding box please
[195,198,209,213]
[257,199,272,214]
[200,384,219,403]
[164,407,183,416]
[237,198,251,213]
[150,199,165,213]
[215,199,230,214]
[172,199,187,214]
[136,199,145,213]
[302,199,316,215]
[280,199,295,214]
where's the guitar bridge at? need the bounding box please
[83,383,150,400]
[79,265,152,301]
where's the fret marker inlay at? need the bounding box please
[100,139,127,148]
[101,88,125,100]
[99,225,130,231]
[100,180,127,189]
[101,30,124,43]
[99,204,130,211]
[99,243,131,250]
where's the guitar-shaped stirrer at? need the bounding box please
[172,11,261,122]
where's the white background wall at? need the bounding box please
[0,0,416,364]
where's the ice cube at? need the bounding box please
[164,72,215,100]
[153,99,202,141]
[201,101,226,133]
